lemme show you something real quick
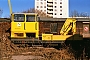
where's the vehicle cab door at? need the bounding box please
[25,15,39,32]
[25,14,39,38]
[11,14,25,32]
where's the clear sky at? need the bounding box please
[0,0,90,17]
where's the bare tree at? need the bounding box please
[22,8,35,13]
[0,8,3,17]
[70,10,79,17]
[70,10,89,17]
[22,8,51,17]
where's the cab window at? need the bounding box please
[14,14,25,22]
[26,15,35,22]
[37,17,40,21]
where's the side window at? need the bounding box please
[26,15,35,22]
[50,23,58,33]
[37,17,40,21]
[14,14,24,22]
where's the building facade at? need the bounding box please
[35,0,69,18]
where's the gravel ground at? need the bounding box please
[11,55,45,60]
[0,33,75,60]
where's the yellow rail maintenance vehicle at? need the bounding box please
[11,13,81,46]
[8,0,83,47]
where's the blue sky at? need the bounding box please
[0,0,90,17]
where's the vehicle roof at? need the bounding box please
[13,13,38,15]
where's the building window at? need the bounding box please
[60,0,62,1]
[50,23,58,33]
[55,13,57,15]
[60,13,62,15]
[41,10,42,12]
[60,10,62,12]
[37,6,39,8]
[55,6,56,8]
[40,6,43,8]
[60,2,62,4]
[41,0,43,1]
[37,2,39,5]
[41,2,43,4]
[55,2,57,4]
[37,0,39,1]
[44,0,46,1]
[44,10,46,12]
[60,6,62,8]
[44,2,46,4]
[55,9,57,11]
[44,6,46,8]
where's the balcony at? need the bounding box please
[47,10,53,13]
[47,7,53,10]
[47,0,53,2]
[48,14,53,17]
[47,3,53,6]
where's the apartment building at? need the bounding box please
[35,0,69,18]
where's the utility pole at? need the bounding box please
[8,0,12,15]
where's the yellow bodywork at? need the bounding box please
[60,18,76,35]
[42,18,76,41]
[11,13,39,38]
[42,34,72,41]
[25,22,39,38]
[11,22,24,32]
[42,34,53,40]
[11,22,39,38]
[11,22,26,38]
[11,12,76,41]
[8,0,77,41]
[52,35,72,40]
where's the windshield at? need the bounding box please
[26,15,35,22]
[14,14,25,22]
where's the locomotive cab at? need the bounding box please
[11,13,39,39]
